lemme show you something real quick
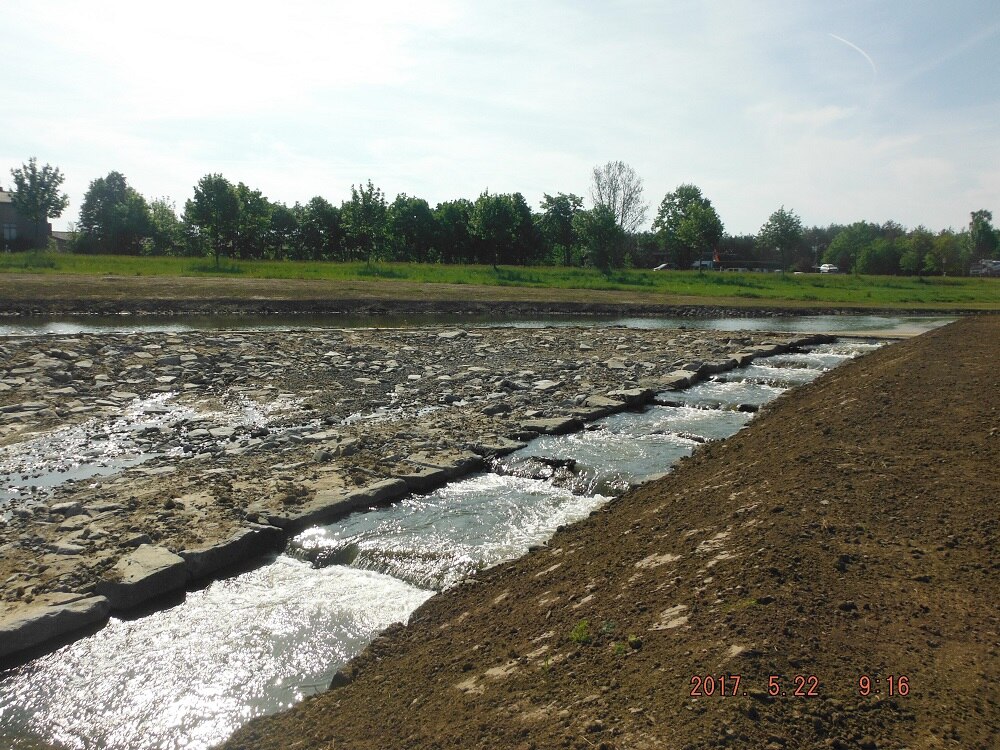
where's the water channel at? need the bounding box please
[0,313,953,338]
[0,328,887,750]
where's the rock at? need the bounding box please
[0,595,111,660]
[332,438,360,457]
[437,330,467,339]
[520,416,583,435]
[303,430,340,443]
[50,501,84,517]
[180,525,285,580]
[532,379,562,392]
[96,545,187,610]
[398,465,452,492]
[1,401,47,413]
[606,388,654,407]
[468,437,528,456]
[51,540,86,555]
[266,479,411,533]
[209,427,237,439]
[658,371,697,390]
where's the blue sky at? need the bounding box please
[4,1,999,235]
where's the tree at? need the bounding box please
[470,191,518,268]
[590,160,648,233]
[145,197,184,256]
[9,157,69,247]
[756,206,803,271]
[899,227,934,275]
[539,193,584,266]
[855,238,900,275]
[924,230,962,275]
[574,205,625,273]
[184,174,239,266]
[652,184,724,269]
[266,202,297,259]
[824,221,880,272]
[433,199,474,264]
[388,194,437,263]
[341,180,389,264]
[233,182,271,260]
[294,197,342,261]
[968,210,998,261]
[76,171,152,255]
[508,192,542,265]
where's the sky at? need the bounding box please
[3,0,999,235]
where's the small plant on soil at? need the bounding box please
[569,619,592,644]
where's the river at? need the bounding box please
[0,333,884,750]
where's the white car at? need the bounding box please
[819,263,839,273]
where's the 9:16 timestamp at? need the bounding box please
[858,675,910,696]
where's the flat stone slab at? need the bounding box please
[397,465,452,492]
[0,594,111,660]
[266,479,411,533]
[606,388,654,407]
[468,438,528,457]
[398,450,485,491]
[532,379,562,392]
[405,450,484,475]
[699,358,739,375]
[0,402,46,413]
[520,416,584,435]
[658,371,698,390]
[96,544,187,610]
[180,525,285,581]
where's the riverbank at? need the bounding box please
[0,325,831,664]
[1,272,997,316]
[223,316,999,750]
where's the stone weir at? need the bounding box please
[0,325,832,664]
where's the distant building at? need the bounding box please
[0,188,52,250]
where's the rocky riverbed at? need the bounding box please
[0,325,828,662]
[222,316,999,750]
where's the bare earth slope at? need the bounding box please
[224,317,999,750]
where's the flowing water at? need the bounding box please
[0,340,882,750]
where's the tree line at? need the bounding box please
[6,157,1000,275]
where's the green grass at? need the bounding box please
[0,250,58,270]
[0,252,997,307]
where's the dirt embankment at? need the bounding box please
[224,317,999,750]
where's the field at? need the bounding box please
[1,251,998,309]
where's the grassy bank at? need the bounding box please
[1,252,998,308]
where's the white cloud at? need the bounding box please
[4,1,999,236]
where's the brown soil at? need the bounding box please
[0,272,989,316]
[223,316,999,750]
